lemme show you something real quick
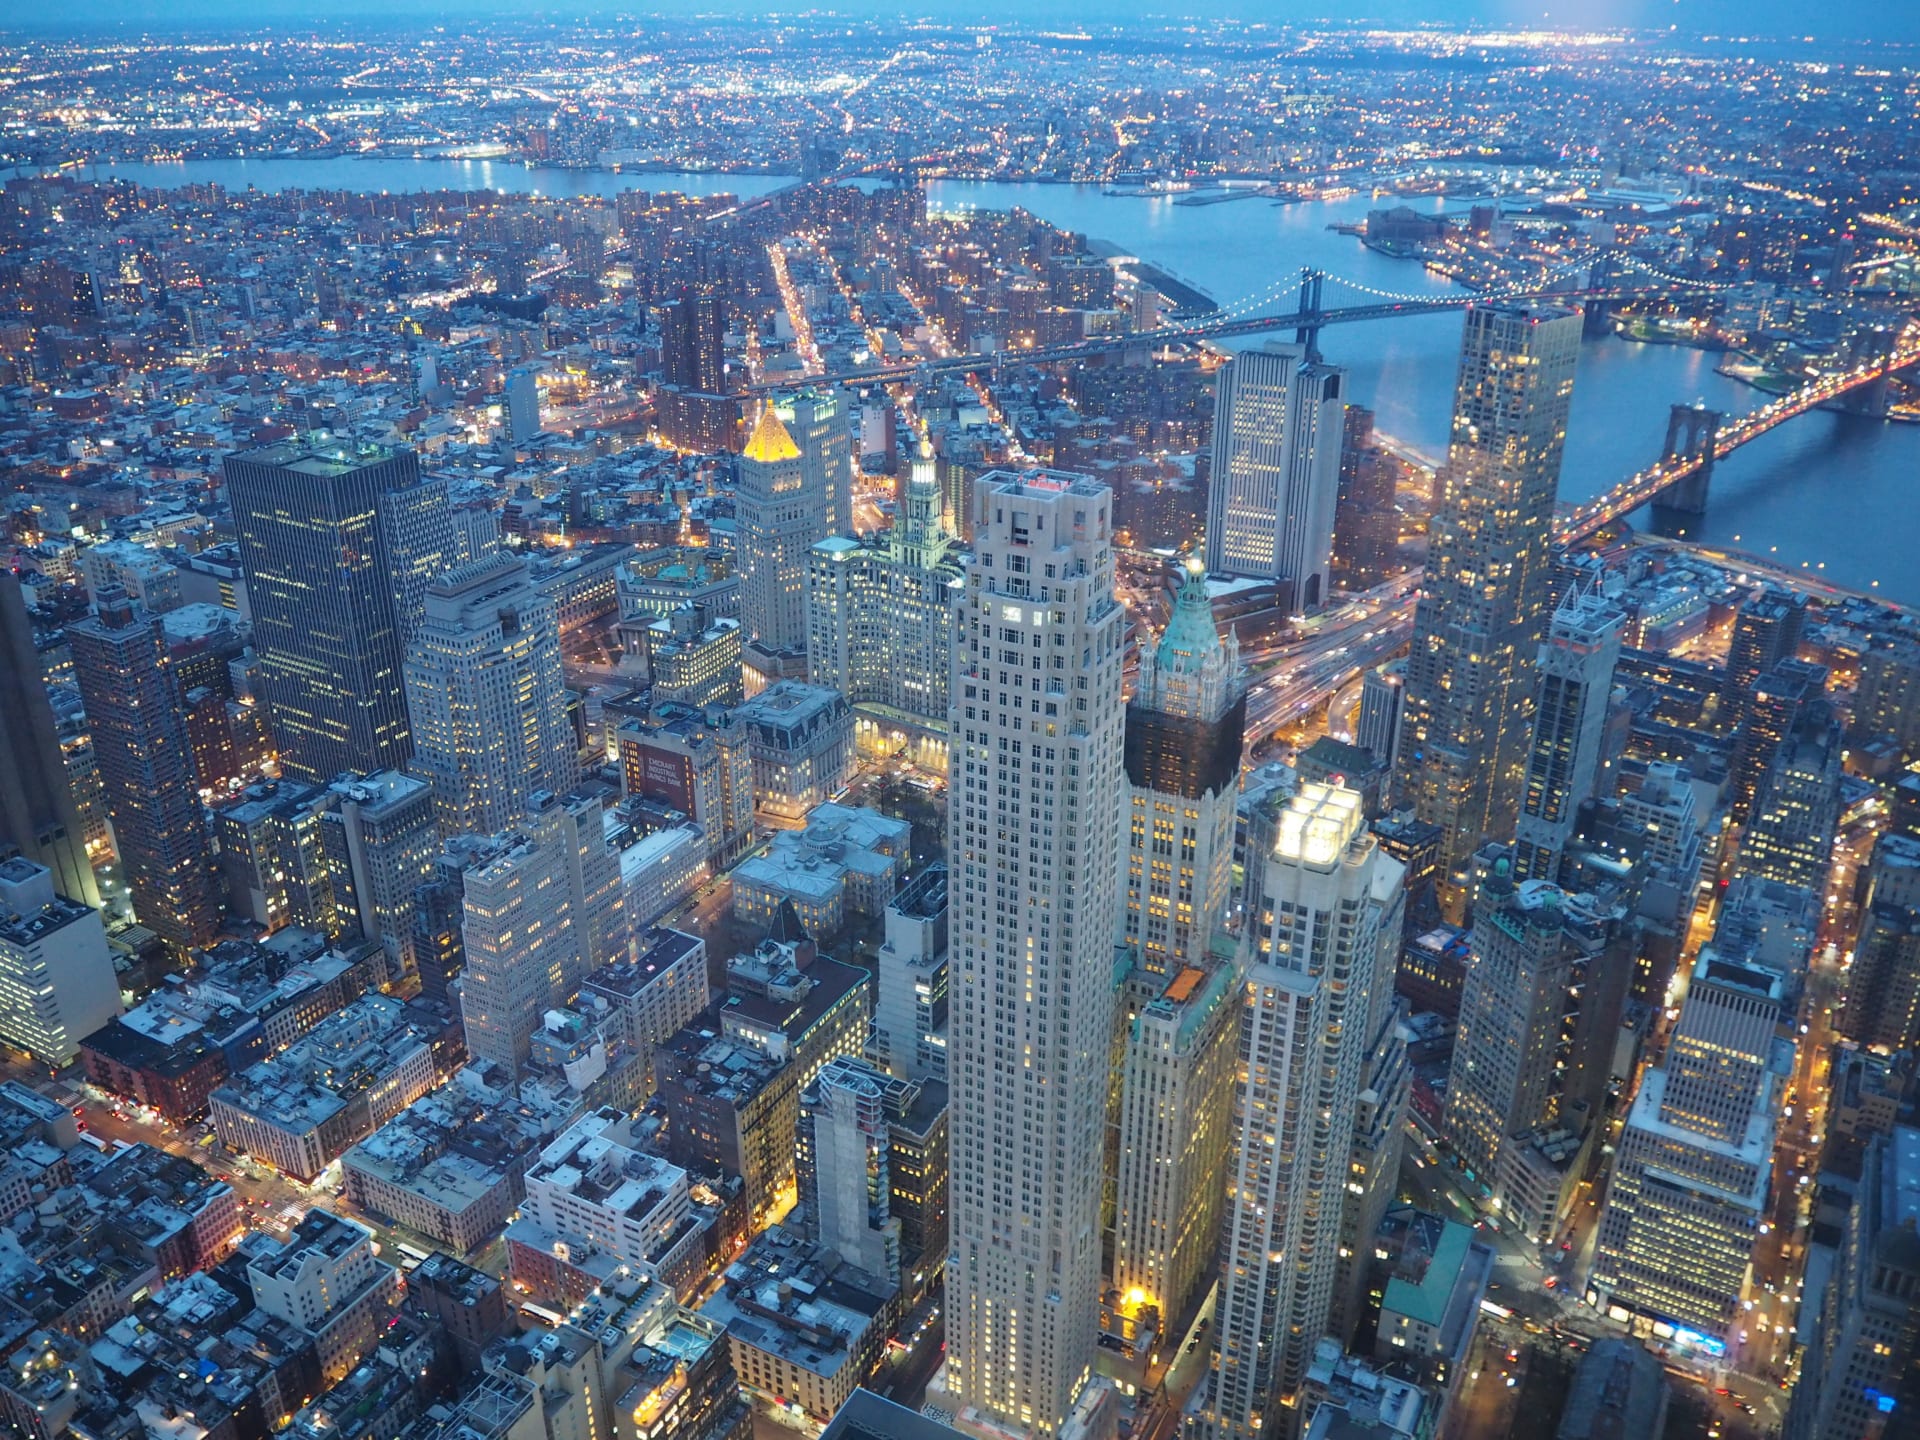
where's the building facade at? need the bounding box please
[1123,561,1244,977]
[1195,783,1396,1438]
[945,470,1128,1436]
[1203,342,1346,614]
[223,441,453,782]
[1590,954,1787,1340]
[1396,305,1581,910]
[737,406,822,679]
[1513,588,1625,882]
[807,441,962,772]
[405,555,578,837]
[68,590,222,948]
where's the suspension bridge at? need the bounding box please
[1557,331,1920,542]
[756,248,1915,533]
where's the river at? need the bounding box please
[52,159,1920,602]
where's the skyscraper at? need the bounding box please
[1356,660,1406,777]
[68,590,222,949]
[774,386,855,538]
[224,440,453,783]
[404,555,577,837]
[1196,783,1397,1438]
[0,572,99,906]
[1736,702,1843,895]
[1445,867,1620,1197]
[661,288,726,394]
[1122,561,1244,975]
[1110,956,1239,1349]
[1838,834,1920,1053]
[737,404,820,684]
[1513,588,1625,882]
[1330,405,1401,587]
[798,1054,906,1291]
[1786,1125,1920,1440]
[505,364,541,445]
[944,470,1126,1437]
[455,792,626,1075]
[0,857,121,1067]
[319,770,440,980]
[1203,342,1345,613]
[658,288,736,453]
[1397,304,1582,910]
[1724,587,1806,714]
[808,440,963,771]
[1590,953,1787,1340]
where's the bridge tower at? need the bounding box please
[1295,268,1325,361]
[1583,254,1619,338]
[1649,402,1721,532]
[1839,326,1896,417]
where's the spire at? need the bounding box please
[1156,558,1223,676]
[743,403,801,463]
[894,428,952,568]
[1135,558,1242,723]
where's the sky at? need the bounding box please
[8,0,1917,42]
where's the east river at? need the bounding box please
[68,158,1920,603]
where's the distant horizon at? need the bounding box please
[4,0,1916,45]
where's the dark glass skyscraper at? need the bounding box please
[1398,303,1582,910]
[223,440,452,783]
[0,572,100,906]
[68,590,221,948]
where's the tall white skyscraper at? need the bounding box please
[1195,782,1397,1440]
[1203,342,1346,614]
[404,555,577,838]
[1514,588,1625,882]
[738,404,826,683]
[1123,560,1245,975]
[944,470,1127,1437]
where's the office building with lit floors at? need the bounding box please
[1203,341,1346,614]
[1786,1125,1920,1440]
[1840,834,1920,1052]
[1109,955,1239,1351]
[1513,588,1625,883]
[807,441,963,772]
[939,470,1128,1439]
[1444,866,1624,1207]
[0,858,120,1067]
[1589,952,1790,1343]
[1735,702,1844,896]
[1122,561,1244,977]
[737,405,829,688]
[223,440,453,782]
[773,386,855,538]
[404,555,578,838]
[456,793,627,1075]
[68,589,222,948]
[1192,783,1397,1440]
[1396,304,1581,911]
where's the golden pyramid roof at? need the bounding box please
[743,404,801,463]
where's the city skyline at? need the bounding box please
[0,13,1917,1440]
